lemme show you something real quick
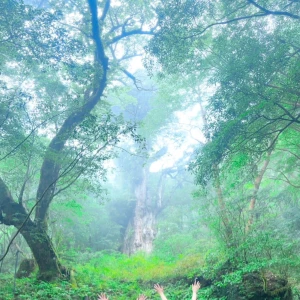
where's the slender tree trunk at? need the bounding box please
[213,165,232,241]
[245,150,272,232]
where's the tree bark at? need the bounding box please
[35,0,109,229]
[123,168,156,254]
[0,177,62,280]
[20,221,61,280]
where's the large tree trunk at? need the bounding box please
[0,178,61,281]
[20,221,61,281]
[123,169,156,254]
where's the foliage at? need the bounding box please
[0,252,203,300]
[1,0,300,297]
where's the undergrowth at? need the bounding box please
[0,252,204,300]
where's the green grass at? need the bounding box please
[0,252,204,300]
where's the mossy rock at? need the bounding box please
[243,272,292,300]
[212,271,292,300]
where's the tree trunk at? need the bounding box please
[122,168,156,254]
[213,164,232,241]
[0,177,62,281]
[245,149,272,232]
[20,221,62,281]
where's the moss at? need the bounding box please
[16,259,36,278]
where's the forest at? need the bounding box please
[0,0,300,299]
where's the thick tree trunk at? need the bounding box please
[0,177,61,281]
[123,169,156,254]
[20,221,62,281]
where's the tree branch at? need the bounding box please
[122,69,142,89]
[184,1,300,40]
[53,141,110,197]
[88,0,108,68]
[247,0,300,19]
[266,83,300,98]
[108,28,155,45]
[275,102,300,123]
[185,13,269,39]
[100,0,110,22]
[277,148,300,160]
[273,170,300,188]
[0,108,72,163]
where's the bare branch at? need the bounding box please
[271,170,300,188]
[274,102,299,121]
[277,148,300,160]
[184,1,299,40]
[53,141,110,197]
[18,159,32,204]
[119,53,143,62]
[56,20,90,38]
[266,83,300,98]
[0,108,73,163]
[122,69,142,89]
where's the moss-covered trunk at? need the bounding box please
[0,177,62,281]
[20,220,62,281]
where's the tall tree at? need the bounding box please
[0,0,157,280]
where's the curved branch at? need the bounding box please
[247,0,300,19]
[88,0,108,68]
[276,170,300,188]
[0,108,72,162]
[184,1,299,40]
[185,13,269,39]
[35,0,109,224]
[277,148,300,160]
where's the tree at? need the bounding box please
[148,0,300,156]
[0,0,157,280]
[146,1,300,269]
[109,72,203,254]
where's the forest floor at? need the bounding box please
[0,252,203,300]
[1,251,299,299]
